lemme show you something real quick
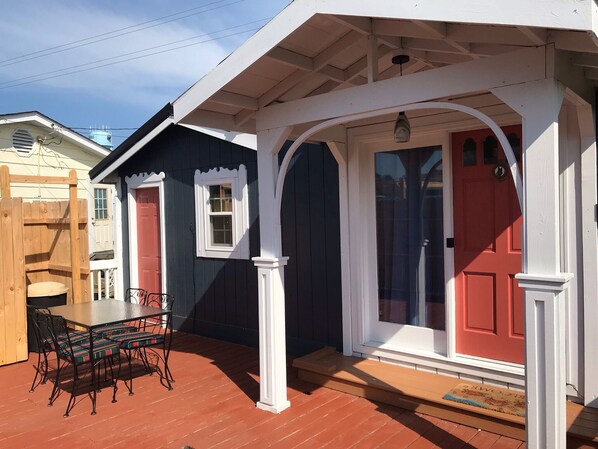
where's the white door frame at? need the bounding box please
[125,172,167,294]
[348,124,453,356]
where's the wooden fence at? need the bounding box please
[0,167,90,366]
[0,198,27,367]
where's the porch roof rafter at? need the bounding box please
[255,45,546,131]
[174,0,598,134]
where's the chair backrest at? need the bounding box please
[126,288,148,305]
[45,312,76,361]
[143,293,174,332]
[26,305,50,350]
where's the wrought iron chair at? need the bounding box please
[106,293,174,395]
[46,312,122,417]
[26,305,87,393]
[96,287,148,338]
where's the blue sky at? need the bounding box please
[0,0,289,146]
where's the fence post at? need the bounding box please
[0,166,11,198]
[68,170,81,304]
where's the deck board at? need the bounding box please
[294,348,598,447]
[0,332,527,448]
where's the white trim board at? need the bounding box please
[125,172,167,294]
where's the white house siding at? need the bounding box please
[0,123,102,201]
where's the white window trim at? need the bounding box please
[125,172,167,294]
[194,165,249,259]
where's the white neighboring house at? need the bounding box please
[0,111,114,254]
[0,111,117,299]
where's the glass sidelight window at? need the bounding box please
[374,146,445,330]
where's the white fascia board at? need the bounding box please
[316,0,593,31]
[257,46,547,131]
[0,113,109,158]
[179,124,257,150]
[173,0,316,124]
[90,117,173,184]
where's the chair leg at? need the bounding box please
[162,339,173,391]
[29,351,43,393]
[48,359,62,406]
[124,350,134,396]
[40,349,50,385]
[112,353,121,403]
[64,363,79,417]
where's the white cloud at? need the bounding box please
[0,1,253,106]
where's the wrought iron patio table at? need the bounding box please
[48,300,172,414]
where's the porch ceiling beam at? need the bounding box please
[403,50,472,66]
[267,47,353,83]
[550,30,598,53]
[517,26,547,45]
[307,79,340,97]
[314,30,363,69]
[234,109,255,127]
[583,67,598,80]
[378,59,427,80]
[448,24,543,46]
[329,15,404,51]
[372,19,439,39]
[367,35,379,82]
[267,47,313,71]
[210,91,258,111]
[572,52,598,68]
[183,109,254,134]
[256,46,546,131]
[412,20,478,58]
[403,38,477,56]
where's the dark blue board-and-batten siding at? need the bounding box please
[118,124,342,355]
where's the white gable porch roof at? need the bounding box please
[174,0,598,133]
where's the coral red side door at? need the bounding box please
[452,126,524,364]
[136,187,161,294]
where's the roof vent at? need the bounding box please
[12,129,35,156]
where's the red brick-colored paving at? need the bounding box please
[0,332,525,448]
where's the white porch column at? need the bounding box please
[493,79,572,448]
[253,127,292,413]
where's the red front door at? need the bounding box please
[136,187,161,294]
[452,126,524,364]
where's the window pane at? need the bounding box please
[462,138,477,167]
[483,136,498,165]
[94,188,108,220]
[209,184,232,213]
[375,146,445,330]
[507,133,521,161]
[210,215,233,246]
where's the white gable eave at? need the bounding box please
[173,0,317,125]
[90,117,173,184]
[0,112,110,158]
[316,0,595,31]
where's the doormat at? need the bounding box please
[443,383,526,417]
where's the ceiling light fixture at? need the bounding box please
[392,54,411,143]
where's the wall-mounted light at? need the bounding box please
[393,112,411,143]
[391,54,411,143]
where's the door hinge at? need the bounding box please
[446,238,454,248]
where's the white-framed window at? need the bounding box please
[12,128,35,157]
[94,187,108,220]
[194,165,249,259]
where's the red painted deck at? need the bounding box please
[0,332,525,448]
